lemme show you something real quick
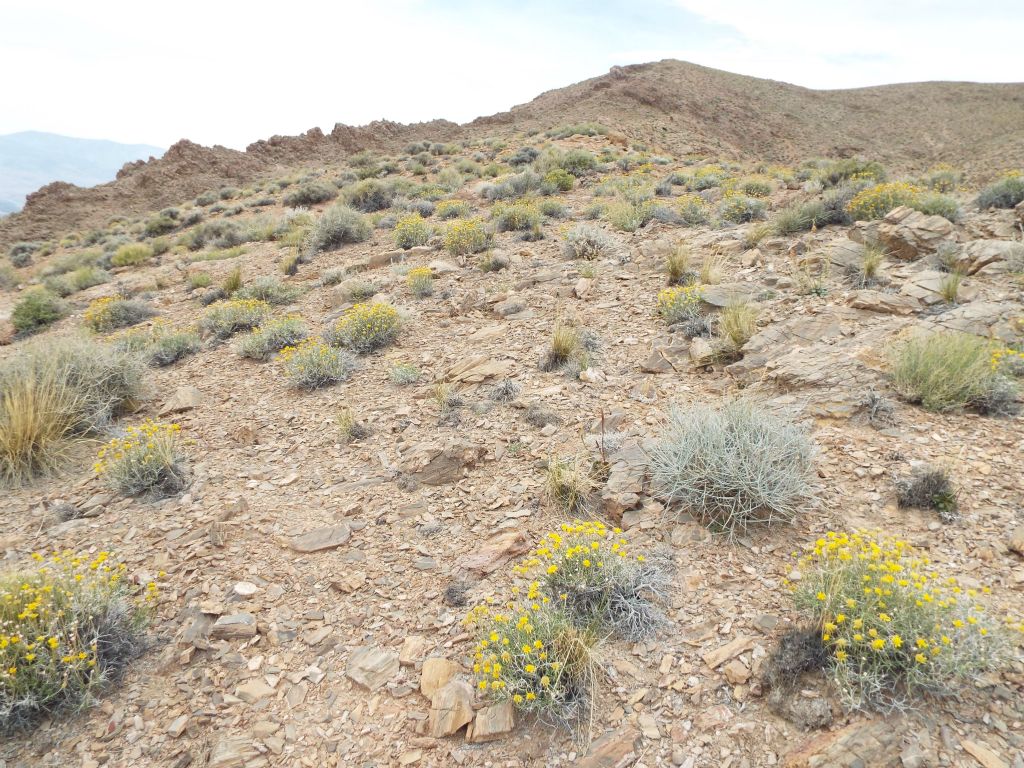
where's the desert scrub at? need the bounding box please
[464,599,596,729]
[83,297,155,333]
[44,266,110,297]
[114,321,201,366]
[739,176,772,198]
[890,332,1018,414]
[7,242,38,268]
[0,551,151,733]
[604,200,653,232]
[512,521,662,641]
[544,455,600,514]
[279,338,355,389]
[543,168,574,192]
[976,172,1024,210]
[326,302,401,353]
[539,321,594,375]
[236,315,309,360]
[717,194,766,225]
[393,214,431,249]
[94,420,188,497]
[656,285,703,325]
[302,205,371,257]
[406,266,434,297]
[234,276,302,305]
[478,252,510,272]
[718,300,758,353]
[896,465,958,522]
[389,362,420,385]
[282,181,336,207]
[914,192,960,222]
[649,399,815,536]
[791,530,1019,712]
[341,179,395,212]
[846,182,921,221]
[200,299,272,339]
[11,288,66,335]
[675,194,709,226]
[563,225,617,261]
[493,202,542,232]
[110,243,153,267]
[435,199,471,220]
[443,217,489,255]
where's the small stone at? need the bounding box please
[210,613,257,640]
[208,735,259,768]
[400,635,427,666]
[235,678,274,703]
[637,712,660,740]
[577,727,639,768]
[466,700,515,743]
[346,646,400,691]
[166,714,188,737]
[232,581,259,597]
[722,658,751,685]
[159,386,203,416]
[288,523,352,553]
[1008,525,1024,557]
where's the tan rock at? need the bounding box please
[961,739,1008,768]
[460,529,529,575]
[576,727,639,768]
[426,680,474,738]
[399,635,427,666]
[702,635,755,669]
[346,646,400,691]
[288,523,352,553]
[208,735,259,768]
[783,717,903,768]
[722,658,751,685]
[401,440,486,485]
[875,205,955,260]
[159,385,202,415]
[1008,525,1024,557]
[466,700,515,743]
[420,657,461,699]
[235,678,274,703]
[846,289,919,315]
[210,613,257,640]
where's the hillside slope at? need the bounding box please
[3,59,1023,247]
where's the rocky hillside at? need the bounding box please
[1,110,1023,768]
[3,60,1023,248]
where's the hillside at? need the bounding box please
[2,60,1023,248]
[0,131,163,215]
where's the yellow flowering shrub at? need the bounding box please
[94,420,187,497]
[199,298,271,339]
[464,598,595,725]
[657,285,703,324]
[435,199,471,220]
[442,217,489,255]
[0,551,154,732]
[513,521,662,640]
[326,302,401,353]
[792,530,1022,711]
[991,345,1024,375]
[278,338,355,389]
[236,315,308,360]
[83,296,154,333]
[492,201,542,232]
[406,266,434,297]
[393,214,431,249]
[846,182,921,221]
[675,193,709,226]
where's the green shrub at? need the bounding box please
[40,250,100,277]
[236,315,309,360]
[543,169,574,192]
[0,265,17,291]
[393,214,431,249]
[539,199,568,218]
[561,149,598,177]
[435,200,471,220]
[406,267,434,297]
[114,321,201,366]
[342,179,395,212]
[8,243,39,268]
[739,176,772,197]
[492,201,542,232]
[234,276,302,305]
[143,215,177,238]
[0,337,145,484]
[43,266,110,297]
[816,158,887,188]
[182,220,245,251]
[772,201,826,235]
[95,420,188,497]
[11,289,65,335]
[919,164,961,193]
[976,173,1024,209]
[389,362,421,385]
[111,243,153,267]
[605,201,653,232]
[913,192,960,221]
[791,530,1012,712]
[282,181,336,207]
[675,194,709,226]
[890,332,1017,414]
[648,399,815,535]
[325,302,401,353]
[303,205,371,256]
[200,299,272,339]
[443,218,490,255]
[656,285,702,324]
[717,195,766,224]
[0,552,150,733]
[83,297,155,333]
[279,339,356,389]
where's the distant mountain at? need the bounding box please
[0,131,163,213]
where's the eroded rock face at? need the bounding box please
[466,700,515,743]
[874,206,956,260]
[955,239,1024,274]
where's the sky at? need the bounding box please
[2,0,1022,151]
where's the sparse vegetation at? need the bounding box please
[282,181,336,207]
[388,362,420,385]
[326,302,401,353]
[393,214,431,249]
[236,315,309,360]
[976,172,1024,210]
[279,339,356,389]
[718,300,758,353]
[563,225,617,260]
[11,289,66,335]
[94,420,188,497]
[111,243,154,267]
[200,299,272,339]
[443,217,490,255]
[234,276,301,305]
[406,267,434,297]
[896,465,958,522]
[303,205,371,257]
[656,285,703,325]
[83,297,155,333]
[649,399,815,535]
[114,321,201,366]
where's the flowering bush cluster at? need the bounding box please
[657,285,703,324]
[0,552,154,733]
[792,530,1021,712]
[846,182,921,221]
[991,345,1024,375]
[200,298,271,339]
[406,266,434,297]
[435,199,471,220]
[675,194,709,226]
[443,217,490,255]
[94,420,187,497]
[83,296,154,333]
[393,214,431,249]
[326,302,401,353]
[236,315,309,360]
[279,338,355,389]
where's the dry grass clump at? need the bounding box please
[0,338,145,485]
[562,225,618,261]
[406,266,434,297]
[336,405,370,442]
[665,244,697,286]
[114,320,200,367]
[656,285,703,325]
[604,200,653,232]
[478,252,510,272]
[94,420,188,497]
[83,297,155,333]
[544,455,600,515]
[649,399,815,536]
[791,530,1020,712]
[43,266,110,297]
[937,273,961,305]
[895,465,958,522]
[110,243,153,267]
[718,300,758,353]
[890,332,1018,414]
[389,363,420,385]
[11,288,66,335]
[200,299,272,339]
[513,520,663,641]
[325,302,401,353]
[279,339,356,389]
[234,276,302,305]
[302,205,371,257]
[539,321,594,375]
[236,315,309,360]
[717,194,766,224]
[0,552,151,733]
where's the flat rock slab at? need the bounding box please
[847,289,919,315]
[427,680,474,738]
[288,523,351,553]
[577,727,639,768]
[346,646,400,691]
[211,613,257,640]
[700,282,760,308]
[466,700,515,743]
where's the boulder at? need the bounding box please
[420,657,461,699]
[460,529,530,576]
[955,239,1024,275]
[783,718,904,768]
[401,440,486,485]
[159,386,203,415]
[576,727,640,768]
[699,282,760,308]
[875,206,955,260]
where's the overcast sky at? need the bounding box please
[3,0,1022,150]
